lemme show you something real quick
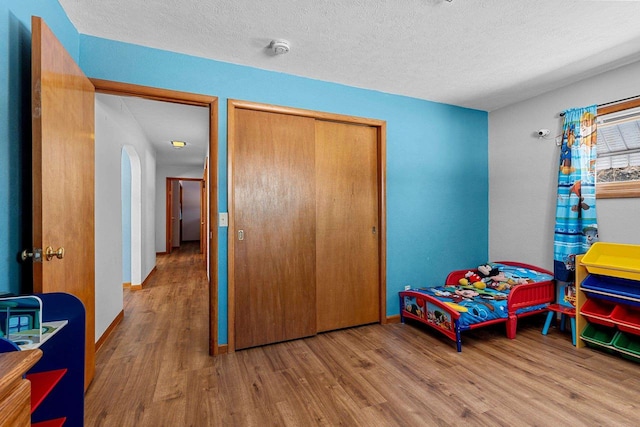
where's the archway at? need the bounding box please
[122,145,143,288]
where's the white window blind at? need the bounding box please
[596,107,640,181]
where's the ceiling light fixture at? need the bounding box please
[171,140,187,149]
[269,40,290,55]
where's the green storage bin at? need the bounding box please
[581,323,617,352]
[613,332,640,363]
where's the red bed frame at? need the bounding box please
[399,261,555,351]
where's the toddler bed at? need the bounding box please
[399,261,554,351]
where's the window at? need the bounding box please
[596,98,640,199]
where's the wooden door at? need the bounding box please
[200,180,205,254]
[233,109,317,349]
[166,179,172,253]
[315,120,380,332]
[31,17,95,387]
[201,163,207,256]
[177,183,183,245]
[172,180,181,248]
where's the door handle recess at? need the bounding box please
[238,230,244,241]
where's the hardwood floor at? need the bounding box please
[85,245,640,425]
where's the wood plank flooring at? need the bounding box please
[85,244,640,426]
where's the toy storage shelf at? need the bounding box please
[32,418,67,427]
[576,243,640,363]
[28,369,67,413]
[580,242,640,281]
[0,293,85,426]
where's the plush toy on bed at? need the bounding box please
[486,273,512,291]
[477,264,499,278]
[458,271,486,289]
[478,263,512,291]
[477,263,530,291]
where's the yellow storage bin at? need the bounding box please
[581,242,640,281]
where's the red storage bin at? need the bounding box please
[611,305,640,334]
[581,299,616,326]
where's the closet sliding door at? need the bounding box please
[229,100,386,351]
[232,109,317,350]
[315,121,380,332]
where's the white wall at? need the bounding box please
[155,165,205,252]
[489,59,640,271]
[144,148,157,273]
[95,94,157,340]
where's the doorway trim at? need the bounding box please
[91,79,220,355]
[227,99,387,352]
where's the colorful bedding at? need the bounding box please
[400,262,555,351]
[407,263,553,329]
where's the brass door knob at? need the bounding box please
[45,246,65,261]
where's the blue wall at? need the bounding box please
[80,35,489,344]
[0,0,79,294]
[1,1,488,345]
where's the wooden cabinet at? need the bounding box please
[0,293,85,426]
[576,243,640,362]
[0,350,42,427]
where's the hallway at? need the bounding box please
[85,242,211,425]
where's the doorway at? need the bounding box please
[166,177,205,255]
[92,79,220,355]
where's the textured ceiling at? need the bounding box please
[72,1,640,170]
[60,0,640,112]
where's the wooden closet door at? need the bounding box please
[315,121,380,332]
[233,109,317,349]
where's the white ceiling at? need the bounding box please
[119,95,209,167]
[71,1,640,167]
[60,0,640,112]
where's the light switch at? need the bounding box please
[219,212,229,227]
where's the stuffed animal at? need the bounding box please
[465,271,482,283]
[489,271,508,282]
[486,272,513,291]
[459,271,485,289]
[477,264,499,278]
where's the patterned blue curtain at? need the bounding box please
[554,105,598,282]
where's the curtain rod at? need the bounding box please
[559,94,640,117]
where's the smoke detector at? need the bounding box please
[270,40,290,55]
